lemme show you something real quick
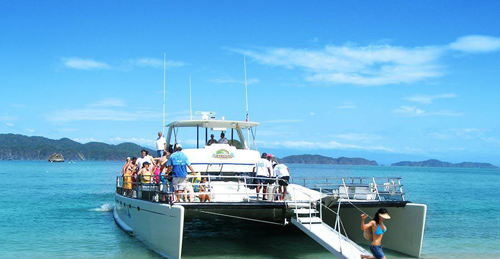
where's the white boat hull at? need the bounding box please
[321,203,427,257]
[114,194,185,259]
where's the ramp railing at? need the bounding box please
[289,186,368,257]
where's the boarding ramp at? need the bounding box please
[288,188,369,259]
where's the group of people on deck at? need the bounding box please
[255,152,290,201]
[121,132,209,203]
[121,131,291,202]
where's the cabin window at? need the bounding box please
[168,126,248,150]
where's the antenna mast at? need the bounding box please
[162,53,166,134]
[189,76,193,120]
[244,56,251,148]
[244,56,249,122]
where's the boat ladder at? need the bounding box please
[287,201,369,259]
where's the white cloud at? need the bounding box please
[310,112,315,116]
[232,35,500,86]
[263,119,302,123]
[127,58,188,68]
[451,128,489,138]
[405,93,457,104]
[56,128,78,132]
[394,106,426,116]
[449,35,500,53]
[48,108,161,123]
[0,115,18,121]
[335,133,381,142]
[481,137,500,145]
[429,132,451,140]
[233,44,443,86]
[62,57,110,70]
[89,98,126,107]
[337,103,356,109]
[109,137,155,147]
[428,111,463,117]
[5,122,14,127]
[25,129,35,133]
[394,106,462,117]
[209,77,260,85]
[260,140,393,152]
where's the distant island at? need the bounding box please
[0,134,152,161]
[1,134,498,168]
[280,154,378,166]
[391,159,498,169]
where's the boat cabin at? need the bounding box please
[165,119,261,175]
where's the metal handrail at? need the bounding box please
[291,176,406,202]
[116,174,286,203]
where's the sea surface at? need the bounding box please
[1,161,499,259]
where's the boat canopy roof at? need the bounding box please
[166,120,259,129]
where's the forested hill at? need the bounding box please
[391,159,498,169]
[280,154,378,165]
[0,134,153,161]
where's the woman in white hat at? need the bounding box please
[360,208,391,259]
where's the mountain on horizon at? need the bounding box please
[391,159,498,169]
[0,134,153,161]
[279,154,378,165]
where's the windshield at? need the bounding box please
[167,126,251,150]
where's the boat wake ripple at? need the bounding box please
[91,203,113,212]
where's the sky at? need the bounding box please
[1,1,500,165]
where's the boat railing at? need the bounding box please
[291,177,406,202]
[116,174,287,204]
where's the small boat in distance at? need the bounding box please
[114,117,427,259]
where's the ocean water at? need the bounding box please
[1,161,499,259]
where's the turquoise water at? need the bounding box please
[1,161,499,258]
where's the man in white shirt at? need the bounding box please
[218,132,228,144]
[136,149,155,172]
[255,153,272,200]
[156,132,166,157]
[274,163,290,201]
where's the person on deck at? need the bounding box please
[361,208,391,259]
[166,144,197,202]
[123,157,137,197]
[138,162,153,184]
[136,149,154,171]
[122,157,131,175]
[156,132,166,158]
[207,134,217,145]
[274,163,290,201]
[199,177,211,202]
[218,132,228,144]
[255,153,272,200]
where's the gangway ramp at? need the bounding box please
[291,207,369,259]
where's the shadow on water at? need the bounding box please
[182,218,330,259]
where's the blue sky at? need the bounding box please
[1,1,500,164]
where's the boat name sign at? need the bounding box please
[213,149,234,159]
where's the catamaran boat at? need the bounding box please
[114,117,427,259]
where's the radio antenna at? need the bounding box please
[189,76,193,120]
[244,56,251,148]
[162,53,166,134]
[244,56,249,122]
